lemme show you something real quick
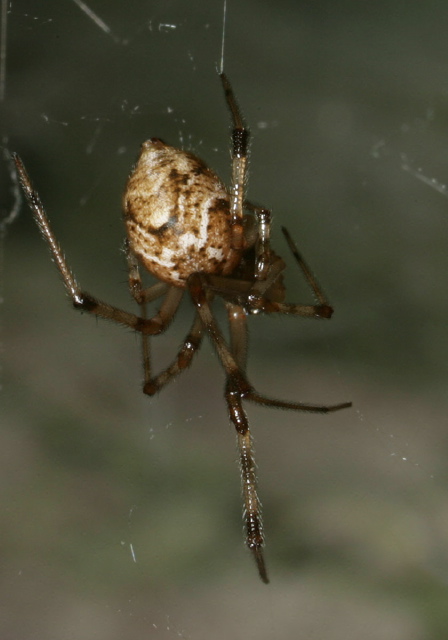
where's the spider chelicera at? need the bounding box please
[13,73,351,584]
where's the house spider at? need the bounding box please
[13,73,351,584]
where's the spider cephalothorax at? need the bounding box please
[13,72,351,584]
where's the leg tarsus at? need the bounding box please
[252,546,269,584]
[247,390,352,413]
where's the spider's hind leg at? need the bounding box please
[226,301,269,584]
[188,271,269,582]
[188,272,351,581]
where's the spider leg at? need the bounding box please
[247,392,351,412]
[281,225,330,307]
[126,244,169,305]
[247,298,335,319]
[189,274,350,582]
[189,273,350,412]
[126,245,174,383]
[206,260,285,303]
[124,244,205,395]
[244,202,272,281]
[142,312,204,396]
[210,262,332,320]
[221,80,327,321]
[227,302,269,584]
[220,73,248,252]
[125,244,192,392]
[227,302,248,368]
[244,203,335,318]
[13,153,178,335]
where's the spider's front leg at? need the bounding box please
[13,153,173,335]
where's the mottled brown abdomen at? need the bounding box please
[123,138,242,287]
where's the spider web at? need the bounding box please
[2,1,448,639]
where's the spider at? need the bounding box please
[13,73,351,584]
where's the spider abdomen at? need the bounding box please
[123,138,242,287]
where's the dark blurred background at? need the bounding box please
[2,1,448,638]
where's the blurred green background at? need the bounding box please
[2,1,448,638]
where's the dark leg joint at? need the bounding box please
[232,129,248,158]
[315,304,334,319]
[135,317,163,335]
[226,377,252,435]
[226,373,252,398]
[227,393,248,435]
[73,292,98,312]
[178,338,200,368]
[143,380,158,396]
[187,273,207,306]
